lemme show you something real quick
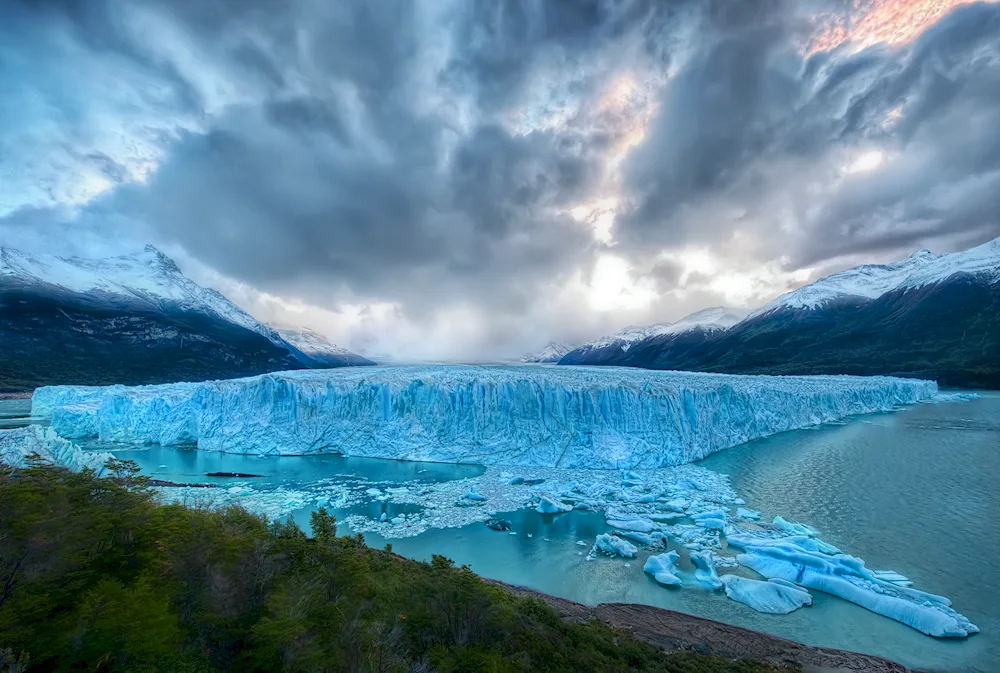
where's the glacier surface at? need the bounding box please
[33,365,936,469]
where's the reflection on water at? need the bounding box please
[2,394,997,672]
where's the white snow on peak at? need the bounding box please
[754,236,1000,316]
[583,306,749,352]
[275,326,353,357]
[520,342,574,363]
[33,365,935,469]
[0,244,293,351]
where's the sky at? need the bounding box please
[2,0,999,360]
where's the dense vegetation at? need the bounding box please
[0,461,790,672]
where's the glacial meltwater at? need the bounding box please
[2,390,997,672]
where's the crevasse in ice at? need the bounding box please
[32,365,937,469]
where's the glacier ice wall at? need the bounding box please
[0,425,114,474]
[33,365,937,469]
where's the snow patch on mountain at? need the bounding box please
[520,342,574,363]
[578,307,749,353]
[754,236,1000,316]
[0,244,301,356]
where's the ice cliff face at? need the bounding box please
[0,425,114,474]
[33,366,936,469]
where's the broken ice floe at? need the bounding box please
[720,575,812,614]
[643,551,682,587]
[727,534,978,637]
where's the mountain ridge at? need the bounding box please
[0,245,369,391]
[561,236,1000,388]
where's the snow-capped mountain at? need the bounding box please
[0,245,364,391]
[560,307,748,365]
[753,236,1000,316]
[576,236,1000,388]
[0,244,300,354]
[520,342,574,363]
[275,327,375,367]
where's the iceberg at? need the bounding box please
[0,425,114,474]
[720,575,812,614]
[730,537,978,637]
[33,365,937,469]
[690,551,723,590]
[591,534,638,558]
[643,551,682,587]
[536,494,573,514]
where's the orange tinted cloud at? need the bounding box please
[811,0,997,52]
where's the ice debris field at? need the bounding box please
[3,365,980,639]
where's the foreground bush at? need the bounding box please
[0,461,790,672]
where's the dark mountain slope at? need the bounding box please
[618,275,999,388]
[0,282,305,391]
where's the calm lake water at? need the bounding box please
[2,393,997,672]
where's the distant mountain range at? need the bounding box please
[558,236,1000,388]
[559,306,749,366]
[275,326,375,367]
[0,245,372,391]
[520,342,574,363]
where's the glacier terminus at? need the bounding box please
[33,365,937,469]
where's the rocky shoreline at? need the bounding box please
[492,581,918,673]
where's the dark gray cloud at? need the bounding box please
[616,1,1000,271]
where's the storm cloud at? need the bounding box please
[2,0,999,358]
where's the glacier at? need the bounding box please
[33,365,937,469]
[0,425,114,474]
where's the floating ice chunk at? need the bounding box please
[591,534,638,558]
[616,530,666,548]
[873,570,912,587]
[576,540,588,547]
[737,508,761,520]
[37,366,938,468]
[734,538,978,637]
[692,510,727,531]
[486,517,512,531]
[773,516,818,537]
[536,494,573,514]
[690,551,723,590]
[379,511,388,522]
[607,516,656,533]
[721,575,812,614]
[649,513,683,522]
[728,533,840,556]
[625,493,656,503]
[463,487,487,502]
[0,426,114,475]
[644,551,682,587]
